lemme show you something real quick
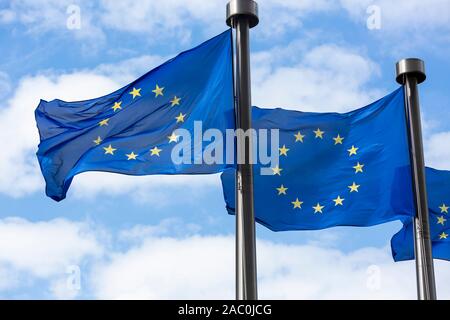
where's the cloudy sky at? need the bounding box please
[0,0,450,299]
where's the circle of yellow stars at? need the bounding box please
[93,83,185,160]
[272,129,365,215]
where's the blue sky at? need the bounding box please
[0,0,450,299]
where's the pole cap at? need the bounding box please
[226,0,259,28]
[396,58,426,85]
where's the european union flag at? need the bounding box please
[221,88,415,231]
[36,30,234,201]
[391,167,450,261]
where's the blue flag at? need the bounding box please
[221,88,416,231]
[391,167,450,261]
[36,30,234,201]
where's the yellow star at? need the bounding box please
[333,134,344,145]
[276,185,288,195]
[348,182,360,193]
[272,165,282,176]
[150,146,162,156]
[314,128,324,139]
[439,232,448,240]
[353,162,364,173]
[168,132,179,143]
[348,145,358,156]
[292,198,303,209]
[126,152,138,160]
[99,118,109,127]
[103,144,116,155]
[112,101,122,112]
[93,136,102,145]
[279,145,289,156]
[129,87,141,99]
[437,216,447,226]
[333,196,345,206]
[170,96,181,106]
[152,84,164,97]
[313,203,324,214]
[294,131,305,143]
[439,203,449,213]
[175,113,186,123]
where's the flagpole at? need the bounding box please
[396,58,437,300]
[226,0,259,300]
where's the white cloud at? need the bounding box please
[252,43,384,112]
[91,233,450,299]
[0,217,103,277]
[0,218,448,299]
[70,172,220,205]
[340,0,450,51]
[0,265,19,292]
[99,0,221,43]
[0,0,104,41]
[340,0,450,32]
[99,0,335,42]
[92,235,235,299]
[0,217,103,298]
[425,131,450,170]
[0,0,335,45]
[2,0,72,30]
[0,9,16,24]
[255,0,335,39]
[98,0,335,43]
[1,0,448,50]
[0,0,223,46]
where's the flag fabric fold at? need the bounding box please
[36,30,234,201]
[391,167,450,262]
[221,88,416,231]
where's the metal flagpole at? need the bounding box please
[226,0,259,300]
[396,58,437,300]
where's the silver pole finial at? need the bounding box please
[226,0,259,28]
[396,58,426,85]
